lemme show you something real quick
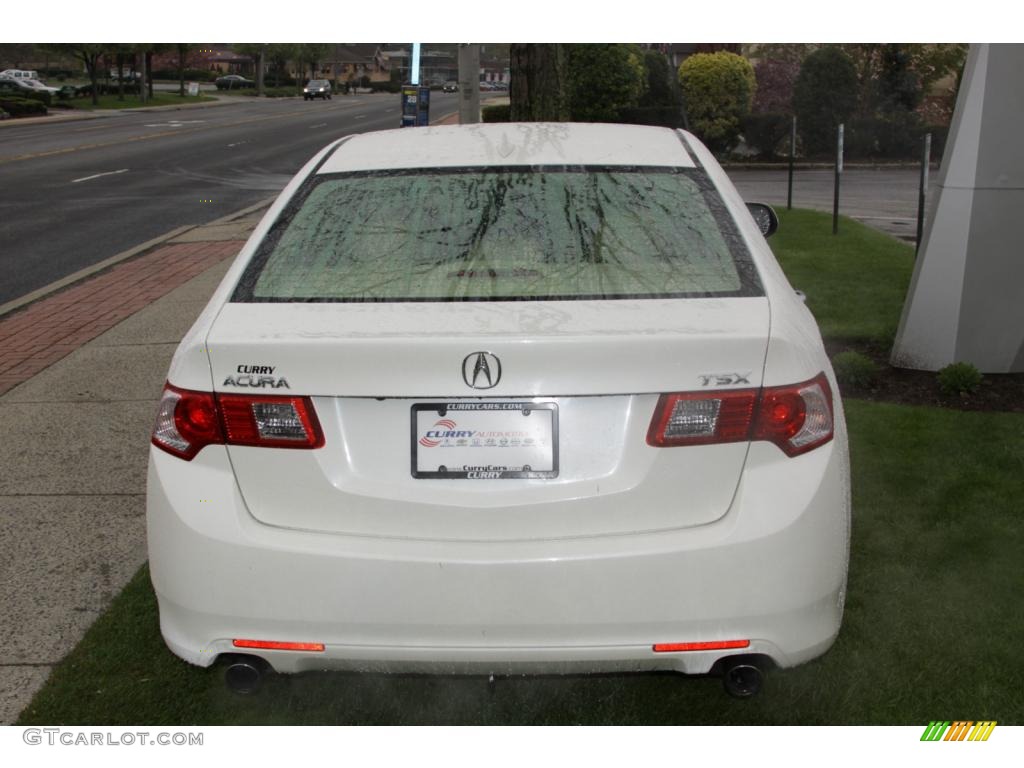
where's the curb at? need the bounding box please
[0,196,275,320]
[0,95,240,129]
[0,111,100,128]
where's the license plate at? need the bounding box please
[412,402,558,479]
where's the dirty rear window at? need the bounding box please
[233,166,762,302]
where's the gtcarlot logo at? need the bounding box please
[920,721,997,741]
[23,728,203,747]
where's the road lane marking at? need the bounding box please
[2,106,397,165]
[310,123,327,128]
[355,114,366,119]
[227,140,250,148]
[143,119,207,128]
[71,168,129,183]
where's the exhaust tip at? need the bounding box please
[223,655,269,694]
[721,660,764,698]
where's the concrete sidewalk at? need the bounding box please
[0,209,264,724]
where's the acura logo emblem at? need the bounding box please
[462,351,501,389]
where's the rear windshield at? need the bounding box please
[233,166,762,303]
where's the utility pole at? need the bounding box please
[138,46,147,104]
[458,44,480,124]
[257,45,265,97]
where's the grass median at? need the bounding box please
[16,210,1024,725]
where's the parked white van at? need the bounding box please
[0,69,40,80]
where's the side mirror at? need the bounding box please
[745,203,779,238]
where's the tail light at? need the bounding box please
[647,372,833,457]
[152,383,324,460]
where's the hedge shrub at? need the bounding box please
[832,351,881,390]
[0,97,47,117]
[937,362,982,396]
[482,104,510,123]
[258,87,301,98]
[742,112,791,158]
[793,47,858,157]
[678,51,756,154]
[566,44,646,123]
[622,49,685,128]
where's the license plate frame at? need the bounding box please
[411,402,559,479]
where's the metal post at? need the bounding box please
[832,123,844,236]
[458,44,481,125]
[916,132,932,255]
[787,115,796,210]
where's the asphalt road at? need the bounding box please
[727,167,938,242]
[2,98,932,307]
[0,92,459,305]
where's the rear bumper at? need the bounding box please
[146,432,850,676]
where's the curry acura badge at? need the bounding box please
[223,364,290,389]
[462,351,501,389]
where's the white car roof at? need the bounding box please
[318,123,697,174]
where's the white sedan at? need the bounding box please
[148,122,850,697]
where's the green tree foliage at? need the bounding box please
[233,43,266,94]
[620,48,685,128]
[509,44,569,122]
[752,58,798,113]
[39,44,108,106]
[793,46,859,156]
[296,44,331,81]
[677,51,756,153]
[876,44,922,112]
[266,44,298,87]
[565,44,646,123]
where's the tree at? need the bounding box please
[233,43,266,95]
[565,44,646,123]
[625,48,686,128]
[175,44,195,97]
[793,47,859,156]
[509,44,569,122]
[752,58,798,114]
[40,44,107,105]
[296,43,330,81]
[905,43,968,93]
[678,51,756,153]
[266,44,298,87]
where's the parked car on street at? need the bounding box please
[303,79,332,100]
[148,123,850,698]
[0,76,36,95]
[21,78,60,96]
[1,76,55,95]
[215,74,254,90]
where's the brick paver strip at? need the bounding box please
[0,240,243,396]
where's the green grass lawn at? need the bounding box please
[16,210,1024,724]
[58,92,217,111]
[772,208,916,346]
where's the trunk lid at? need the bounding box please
[205,297,770,540]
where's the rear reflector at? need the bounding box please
[152,383,324,460]
[647,372,834,457]
[653,640,751,653]
[233,639,325,652]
